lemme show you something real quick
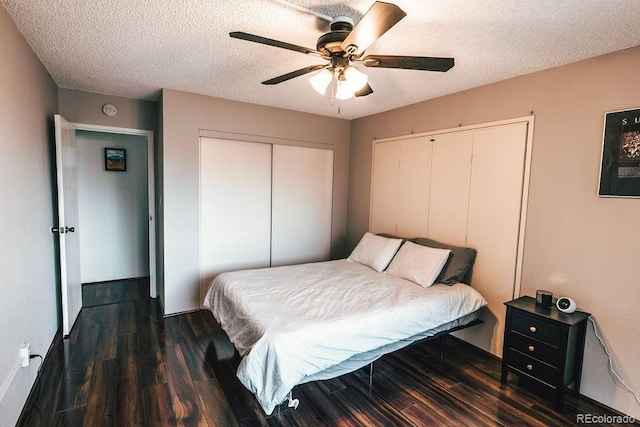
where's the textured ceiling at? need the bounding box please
[3,0,640,120]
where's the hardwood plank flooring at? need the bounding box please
[18,279,637,426]
[82,277,149,307]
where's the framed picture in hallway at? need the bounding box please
[599,107,640,198]
[105,148,126,171]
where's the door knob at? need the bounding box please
[51,226,75,234]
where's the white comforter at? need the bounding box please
[202,259,487,414]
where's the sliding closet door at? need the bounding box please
[370,137,432,237]
[427,131,473,245]
[396,137,433,237]
[456,122,529,356]
[370,141,400,234]
[271,145,333,267]
[200,138,272,296]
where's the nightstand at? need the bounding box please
[501,296,590,411]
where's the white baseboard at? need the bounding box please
[0,360,21,404]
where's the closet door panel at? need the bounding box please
[467,123,528,277]
[271,145,333,267]
[370,141,400,234]
[396,137,432,238]
[427,131,473,246]
[459,122,528,356]
[200,138,272,296]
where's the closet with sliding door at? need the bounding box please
[199,137,334,299]
[370,117,533,356]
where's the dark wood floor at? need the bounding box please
[82,277,149,308]
[18,279,636,426]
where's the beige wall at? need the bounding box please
[348,46,640,418]
[58,88,157,131]
[0,5,59,425]
[161,89,350,314]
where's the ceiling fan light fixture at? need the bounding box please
[343,66,368,92]
[232,1,455,108]
[309,68,333,95]
[335,79,355,100]
[334,66,368,100]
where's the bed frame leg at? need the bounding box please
[367,362,375,390]
[440,334,446,365]
[285,390,299,410]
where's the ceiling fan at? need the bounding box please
[230,1,454,100]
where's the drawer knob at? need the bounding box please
[529,326,537,333]
[526,364,533,371]
[528,345,535,352]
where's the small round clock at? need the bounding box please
[556,297,577,313]
[102,103,117,116]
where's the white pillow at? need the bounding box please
[348,232,403,272]
[386,241,451,288]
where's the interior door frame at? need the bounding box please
[73,121,157,297]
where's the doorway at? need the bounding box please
[76,130,151,285]
[73,124,156,297]
[54,117,156,336]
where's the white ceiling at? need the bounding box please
[4,0,640,120]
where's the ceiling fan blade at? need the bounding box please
[230,32,324,58]
[340,2,406,56]
[262,64,327,85]
[362,55,455,72]
[355,83,373,97]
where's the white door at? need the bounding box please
[396,137,433,238]
[370,137,433,237]
[458,122,529,356]
[271,145,333,266]
[54,114,82,336]
[427,130,474,246]
[370,141,400,234]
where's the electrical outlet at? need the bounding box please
[20,343,30,368]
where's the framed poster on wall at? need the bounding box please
[104,147,126,171]
[598,108,640,198]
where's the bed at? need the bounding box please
[202,233,487,414]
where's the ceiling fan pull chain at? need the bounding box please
[330,74,336,106]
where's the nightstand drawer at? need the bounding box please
[511,312,561,346]
[507,349,558,386]
[509,331,559,366]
